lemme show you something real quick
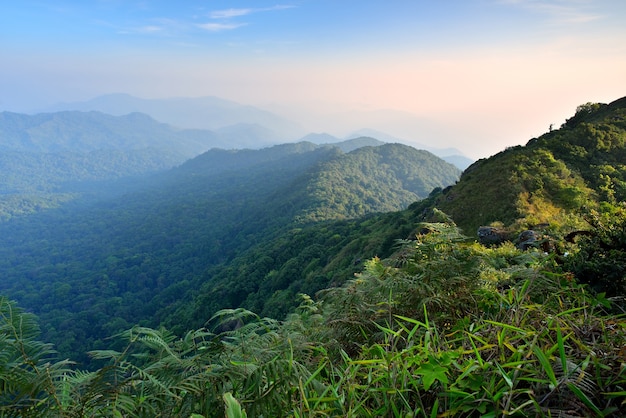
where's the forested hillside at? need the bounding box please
[0,111,225,219]
[3,211,625,417]
[430,97,626,235]
[0,141,460,365]
[1,97,625,416]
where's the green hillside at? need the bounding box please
[432,96,626,236]
[0,111,226,219]
[2,211,625,416]
[0,142,460,365]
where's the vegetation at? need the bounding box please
[0,142,460,365]
[1,97,625,416]
[1,218,624,417]
[434,96,626,235]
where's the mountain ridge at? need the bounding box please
[0,141,461,363]
[39,93,306,141]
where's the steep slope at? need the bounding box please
[428,97,626,235]
[278,144,461,223]
[0,142,459,365]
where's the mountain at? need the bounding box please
[345,128,473,169]
[440,154,474,170]
[3,98,625,416]
[0,142,461,364]
[297,133,385,153]
[0,110,222,155]
[213,123,284,148]
[417,96,626,236]
[0,110,230,219]
[298,132,340,144]
[42,93,305,142]
[298,131,472,169]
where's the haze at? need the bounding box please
[1,0,625,159]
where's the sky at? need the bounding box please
[1,0,625,159]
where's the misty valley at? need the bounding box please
[1,96,625,417]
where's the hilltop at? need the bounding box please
[424,96,626,236]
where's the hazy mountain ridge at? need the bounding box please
[0,141,460,363]
[0,110,221,155]
[40,94,474,168]
[0,110,226,218]
[41,93,306,142]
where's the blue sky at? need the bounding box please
[1,0,625,158]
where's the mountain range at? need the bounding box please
[0,135,461,364]
[40,93,305,143]
[1,96,625,416]
[38,94,473,166]
[0,94,623,371]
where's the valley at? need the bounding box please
[0,96,625,417]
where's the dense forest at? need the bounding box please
[1,97,625,416]
[0,140,460,366]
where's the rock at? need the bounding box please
[477,226,509,246]
[517,230,538,250]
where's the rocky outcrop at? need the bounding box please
[477,226,510,246]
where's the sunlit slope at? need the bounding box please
[432,97,626,235]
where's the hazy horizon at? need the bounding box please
[1,0,625,159]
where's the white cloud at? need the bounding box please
[210,8,253,19]
[200,5,294,33]
[209,5,295,20]
[197,22,247,32]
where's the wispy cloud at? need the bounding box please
[197,22,247,32]
[210,8,254,19]
[116,4,295,36]
[198,4,294,33]
[209,4,295,20]
[116,18,188,36]
[210,5,295,19]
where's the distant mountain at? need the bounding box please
[346,128,464,157]
[439,154,474,170]
[0,110,220,155]
[298,130,472,169]
[345,128,472,170]
[329,136,385,152]
[214,123,283,148]
[298,132,340,144]
[42,93,305,142]
[0,110,228,218]
[297,133,384,153]
[264,102,469,155]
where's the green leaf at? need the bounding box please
[567,383,604,416]
[495,362,513,389]
[415,362,448,391]
[223,392,248,418]
[532,345,558,387]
